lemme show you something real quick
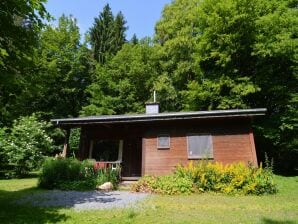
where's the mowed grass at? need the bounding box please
[0,176,297,224]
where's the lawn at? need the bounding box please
[0,175,297,224]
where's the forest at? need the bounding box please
[0,0,297,175]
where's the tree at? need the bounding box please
[181,76,260,111]
[13,15,93,120]
[130,34,139,45]
[0,0,49,126]
[153,74,178,112]
[89,4,127,64]
[0,127,8,172]
[69,128,81,156]
[114,12,127,52]
[81,41,160,115]
[155,0,297,172]
[155,0,199,93]
[0,0,48,67]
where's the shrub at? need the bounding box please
[131,175,157,193]
[175,161,277,195]
[154,175,194,195]
[39,158,85,189]
[2,115,54,177]
[132,161,277,195]
[132,175,194,195]
[95,167,120,188]
[0,127,8,171]
[38,158,121,191]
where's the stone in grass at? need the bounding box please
[97,182,113,191]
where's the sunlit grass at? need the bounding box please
[0,175,297,223]
[0,178,38,191]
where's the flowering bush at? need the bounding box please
[2,114,54,177]
[175,161,277,195]
[132,161,277,195]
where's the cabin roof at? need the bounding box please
[51,108,266,127]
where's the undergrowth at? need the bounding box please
[38,158,120,190]
[132,161,277,195]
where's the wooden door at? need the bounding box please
[122,137,142,177]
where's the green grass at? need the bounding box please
[0,176,297,224]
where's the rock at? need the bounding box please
[97,182,113,191]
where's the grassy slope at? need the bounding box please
[0,176,297,224]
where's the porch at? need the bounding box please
[62,125,143,179]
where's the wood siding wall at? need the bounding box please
[142,135,189,175]
[78,117,258,176]
[142,118,257,175]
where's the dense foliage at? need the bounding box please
[176,161,277,195]
[16,15,92,120]
[39,158,120,190]
[89,4,127,64]
[0,0,49,126]
[69,128,81,156]
[155,0,297,172]
[0,115,54,177]
[0,0,48,66]
[81,41,160,115]
[0,0,297,174]
[132,175,194,195]
[132,161,277,195]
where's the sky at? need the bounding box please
[45,0,172,40]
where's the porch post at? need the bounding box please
[88,140,94,159]
[118,140,123,161]
[62,128,70,158]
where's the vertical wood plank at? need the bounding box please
[118,140,123,161]
[249,129,258,167]
[62,129,70,158]
[88,140,94,159]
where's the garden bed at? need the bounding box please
[39,158,121,191]
[132,161,277,195]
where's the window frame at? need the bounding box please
[157,134,170,149]
[186,133,213,159]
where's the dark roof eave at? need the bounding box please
[51,108,266,127]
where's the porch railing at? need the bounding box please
[93,161,121,171]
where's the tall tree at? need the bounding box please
[155,0,297,172]
[0,0,48,68]
[130,34,139,45]
[89,4,127,64]
[14,15,93,119]
[0,0,49,126]
[81,41,159,115]
[155,0,199,93]
[114,12,127,52]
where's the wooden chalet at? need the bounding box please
[52,103,266,180]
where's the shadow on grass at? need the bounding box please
[17,190,121,208]
[0,171,40,179]
[262,218,296,224]
[0,187,68,224]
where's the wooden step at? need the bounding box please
[121,176,141,181]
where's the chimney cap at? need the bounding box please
[145,102,159,105]
[145,102,159,114]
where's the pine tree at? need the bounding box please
[89,4,127,64]
[114,12,127,51]
[130,34,139,45]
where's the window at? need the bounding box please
[187,134,213,159]
[157,135,170,149]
